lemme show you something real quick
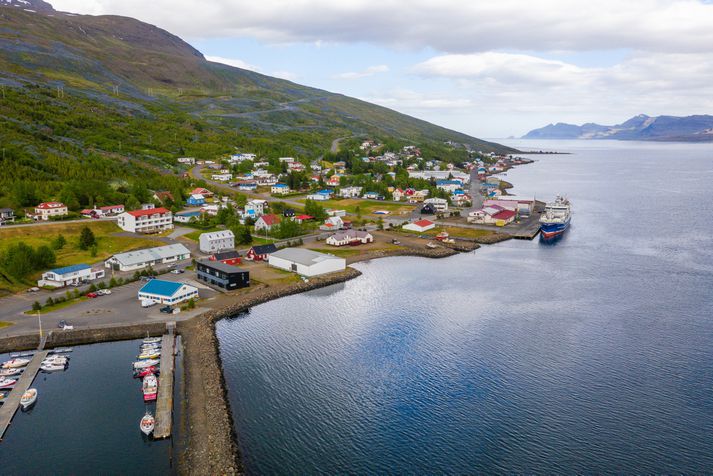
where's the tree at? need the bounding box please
[46,297,54,307]
[52,234,66,250]
[78,226,96,250]
[304,199,328,220]
[126,195,141,211]
[271,219,301,239]
[32,301,41,312]
[231,224,253,245]
[90,244,98,257]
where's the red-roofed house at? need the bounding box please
[254,213,281,232]
[33,202,68,221]
[403,219,435,233]
[117,207,173,233]
[190,187,214,198]
[295,214,314,224]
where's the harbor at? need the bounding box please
[0,339,183,474]
[0,350,49,440]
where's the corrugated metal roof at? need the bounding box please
[109,244,190,266]
[270,248,341,267]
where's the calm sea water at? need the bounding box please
[0,339,183,475]
[217,140,713,474]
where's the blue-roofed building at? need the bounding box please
[187,194,206,206]
[138,279,199,305]
[317,189,334,198]
[38,263,105,288]
[436,179,463,192]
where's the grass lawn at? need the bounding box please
[0,221,158,293]
[183,227,221,241]
[296,198,414,216]
[398,225,495,240]
[23,296,89,315]
[0,321,13,329]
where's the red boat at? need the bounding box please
[142,374,158,402]
[134,366,158,378]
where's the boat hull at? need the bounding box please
[540,217,571,238]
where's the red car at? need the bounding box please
[86,292,98,298]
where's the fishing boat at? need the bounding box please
[133,359,160,370]
[0,368,24,377]
[0,378,17,389]
[539,195,572,239]
[2,358,30,369]
[142,374,158,402]
[140,412,155,435]
[20,388,38,410]
[134,366,159,378]
[143,337,162,345]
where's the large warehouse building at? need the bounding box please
[268,248,346,277]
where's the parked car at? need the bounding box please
[62,324,74,330]
[141,299,157,308]
[58,320,72,328]
[96,289,112,296]
[170,269,184,274]
[27,287,40,293]
[140,276,156,282]
[86,292,98,298]
[159,306,174,314]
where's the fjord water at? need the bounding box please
[0,340,182,475]
[217,140,713,474]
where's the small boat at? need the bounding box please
[2,358,30,369]
[143,337,162,345]
[142,374,158,402]
[425,242,438,249]
[9,352,35,358]
[0,368,24,377]
[139,346,161,353]
[20,388,38,409]
[41,363,67,372]
[0,378,17,389]
[134,366,159,378]
[140,412,155,435]
[42,355,69,365]
[137,351,161,360]
[133,359,160,369]
[50,348,73,354]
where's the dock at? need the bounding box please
[0,350,49,441]
[153,325,176,439]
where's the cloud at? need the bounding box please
[333,64,389,80]
[205,55,261,72]
[51,0,713,54]
[271,70,298,81]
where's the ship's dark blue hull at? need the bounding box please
[540,217,570,238]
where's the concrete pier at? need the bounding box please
[0,350,49,441]
[153,327,175,439]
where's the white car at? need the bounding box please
[62,324,74,330]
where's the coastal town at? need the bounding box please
[0,137,549,469]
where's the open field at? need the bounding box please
[398,225,497,240]
[0,221,158,293]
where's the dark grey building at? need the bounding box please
[196,260,249,290]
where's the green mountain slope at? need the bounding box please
[0,3,514,209]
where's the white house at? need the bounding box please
[254,214,281,232]
[105,244,191,272]
[268,248,346,277]
[338,186,363,198]
[137,279,199,306]
[271,184,291,195]
[278,157,295,163]
[38,264,105,288]
[424,197,449,213]
[320,216,344,231]
[326,230,374,246]
[244,199,267,218]
[117,207,173,234]
[199,230,235,254]
[33,202,68,221]
[306,193,329,201]
[403,219,436,233]
[211,173,233,181]
[177,157,195,165]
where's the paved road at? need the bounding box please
[0,216,118,229]
[0,267,216,339]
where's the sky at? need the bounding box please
[50,0,713,138]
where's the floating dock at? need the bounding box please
[153,326,176,439]
[0,350,49,441]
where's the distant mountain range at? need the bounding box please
[523,114,713,142]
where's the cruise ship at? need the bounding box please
[539,196,572,238]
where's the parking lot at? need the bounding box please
[0,270,217,338]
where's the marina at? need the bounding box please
[154,327,176,439]
[0,350,48,440]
